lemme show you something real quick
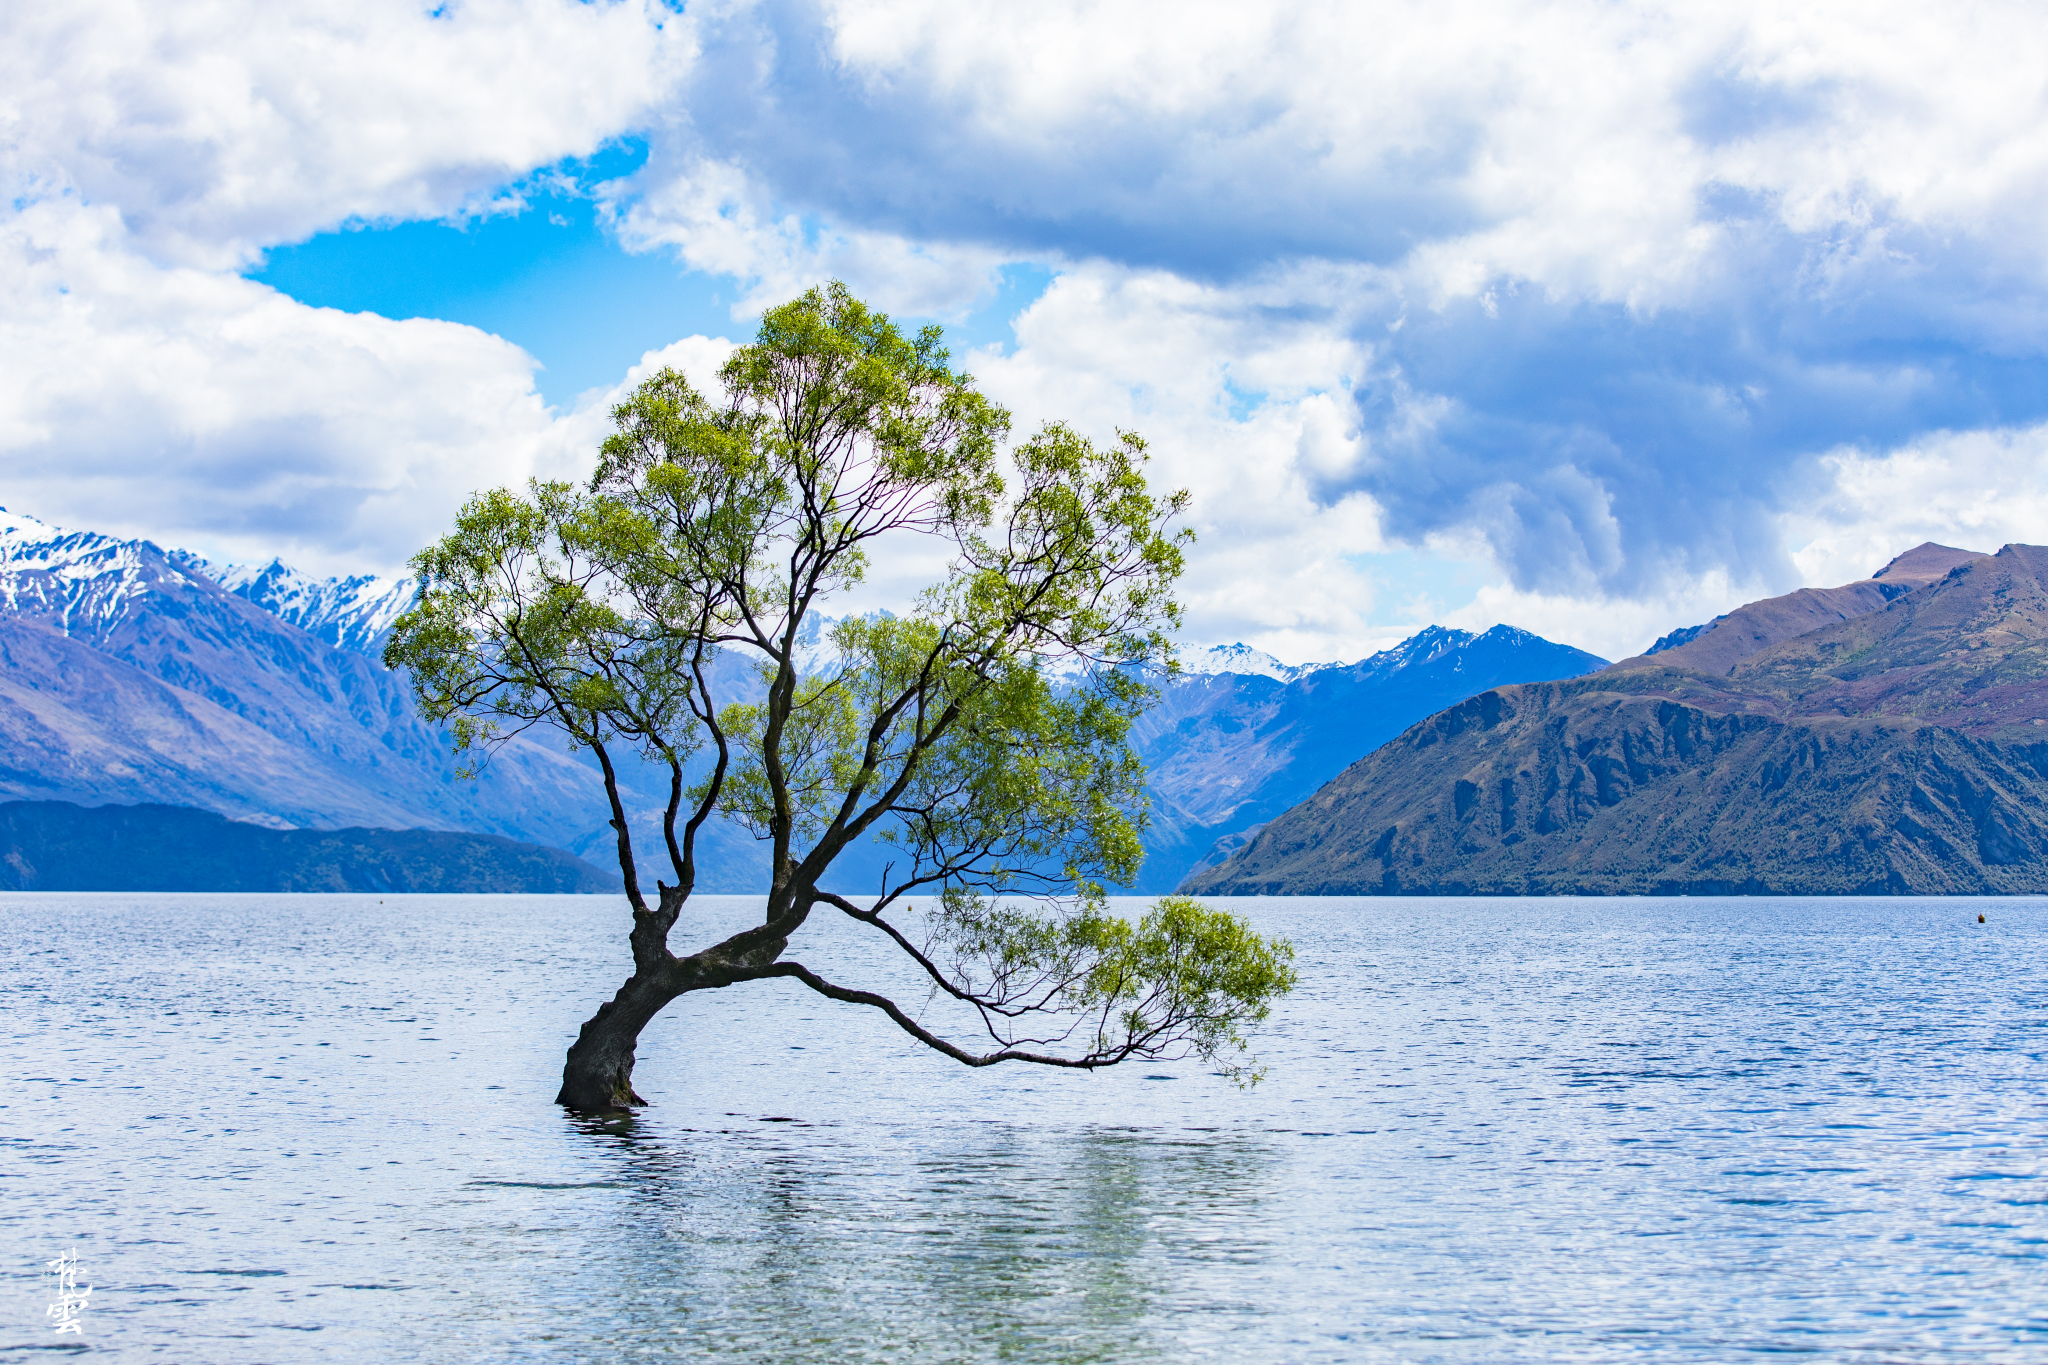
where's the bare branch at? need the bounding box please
[739,961,1140,1070]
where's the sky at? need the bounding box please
[6,0,2048,663]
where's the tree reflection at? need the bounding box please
[550,1115,1279,1362]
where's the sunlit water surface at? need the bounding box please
[3,893,2045,1362]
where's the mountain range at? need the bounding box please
[0,506,1610,893]
[1186,542,2048,896]
[22,507,2043,896]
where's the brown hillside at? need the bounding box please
[1182,543,2048,896]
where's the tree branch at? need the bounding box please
[740,961,1138,1070]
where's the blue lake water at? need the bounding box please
[3,893,2045,1362]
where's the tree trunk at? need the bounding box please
[557,886,795,1110]
[556,971,680,1111]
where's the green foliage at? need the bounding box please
[384,280,1294,1079]
[381,483,690,777]
[928,890,1296,1085]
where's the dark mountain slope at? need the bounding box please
[1129,626,1608,890]
[1184,543,2048,896]
[0,801,621,893]
[1732,544,2048,731]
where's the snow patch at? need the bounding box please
[207,559,417,656]
[2,503,413,656]
[1182,642,1344,681]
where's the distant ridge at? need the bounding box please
[1182,642,1338,683]
[0,504,650,859]
[0,801,621,893]
[4,508,414,660]
[1644,619,1720,655]
[201,556,416,655]
[1624,543,1986,674]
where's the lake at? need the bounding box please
[4,892,2044,1362]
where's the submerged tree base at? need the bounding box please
[556,976,669,1110]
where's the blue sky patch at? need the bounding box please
[252,166,1058,408]
[1344,546,1495,631]
[250,159,736,407]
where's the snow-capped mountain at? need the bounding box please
[1181,642,1342,682]
[2,507,414,657]
[205,559,416,656]
[1349,624,1548,680]
[1,506,204,637]
[1179,625,1562,687]
[0,505,622,850]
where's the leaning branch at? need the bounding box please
[740,961,1138,1069]
[814,890,1015,1013]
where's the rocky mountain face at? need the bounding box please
[1131,626,1609,891]
[0,800,620,892]
[1613,542,1987,677]
[1184,542,2048,896]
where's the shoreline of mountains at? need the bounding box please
[8,503,2047,895]
[0,800,618,893]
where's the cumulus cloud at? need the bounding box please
[1789,424,2048,587]
[970,265,1392,662]
[1,0,691,268]
[606,151,1008,317]
[599,0,2048,641]
[7,0,2048,660]
[629,1,2048,300]
[0,199,573,574]
[0,0,698,574]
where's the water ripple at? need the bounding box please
[2,891,2044,1361]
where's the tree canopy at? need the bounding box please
[385,282,1295,1110]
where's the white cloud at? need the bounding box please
[790,0,2048,309]
[1439,568,1767,666]
[607,153,1008,318]
[1454,420,2048,663]
[0,213,753,579]
[0,0,708,576]
[969,264,1398,662]
[7,0,2048,666]
[613,333,742,398]
[573,0,2048,663]
[1,0,692,269]
[0,198,592,575]
[1788,425,2048,588]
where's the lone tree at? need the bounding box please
[386,284,1295,1111]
